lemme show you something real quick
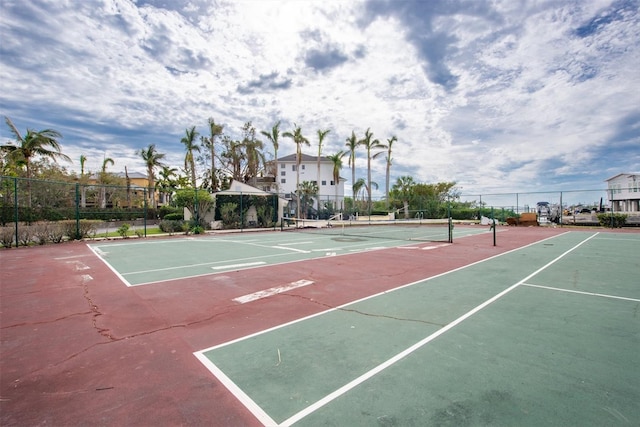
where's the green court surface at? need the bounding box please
[195,231,639,426]
[88,226,486,286]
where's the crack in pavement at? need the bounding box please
[282,293,445,327]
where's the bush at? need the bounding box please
[17,226,33,246]
[1,226,15,248]
[597,213,627,228]
[159,219,184,235]
[117,223,131,238]
[32,222,51,245]
[164,212,184,221]
[48,222,66,243]
[59,219,99,240]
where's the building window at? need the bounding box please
[281,178,286,184]
[281,171,286,176]
[321,180,326,186]
[281,163,285,169]
[292,165,296,171]
[330,180,335,185]
[301,165,305,170]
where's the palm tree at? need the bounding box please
[157,165,178,205]
[354,177,378,208]
[358,128,387,213]
[392,175,416,219]
[139,144,166,209]
[326,151,345,213]
[261,121,281,194]
[181,126,200,188]
[100,156,114,209]
[316,129,330,191]
[298,180,319,219]
[3,116,70,207]
[345,131,358,207]
[283,124,310,219]
[205,118,224,191]
[241,122,264,184]
[384,136,397,210]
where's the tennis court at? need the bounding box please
[1,226,638,426]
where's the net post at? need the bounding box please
[491,206,496,246]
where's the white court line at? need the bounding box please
[277,232,600,426]
[233,280,314,304]
[212,261,266,270]
[271,246,311,253]
[86,244,133,287]
[193,231,580,425]
[522,283,640,302]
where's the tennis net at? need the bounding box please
[280,218,453,243]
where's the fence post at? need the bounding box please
[143,188,147,237]
[240,191,243,231]
[13,177,18,248]
[75,182,80,240]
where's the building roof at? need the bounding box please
[277,153,332,162]
[216,180,287,201]
[605,172,640,182]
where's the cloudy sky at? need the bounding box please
[1,0,638,202]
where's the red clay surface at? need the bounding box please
[0,226,596,426]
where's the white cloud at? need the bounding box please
[0,0,638,199]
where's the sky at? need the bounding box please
[1,0,639,205]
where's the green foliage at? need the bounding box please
[174,188,214,223]
[219,202,240,229]
[158,205,181,219]
[597,213,627,228]
[159,219,184,234]
[163,212,184,221]
[117,223,130,238]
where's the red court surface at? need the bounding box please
[0,226,610,425]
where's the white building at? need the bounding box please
[606,173,640,212]
[275,153,346,215]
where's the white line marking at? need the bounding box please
[278,241,313,246]
[272,246,311,253]
[522,283,640,302]
[233,280,314,304]
[193,352,278,427]
[54,254,91,260]
[86,244,133,287]
[212,261,266,271]
[278,232,600,426]
[421,243,451,250]
[81,274,93,282]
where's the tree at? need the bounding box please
[204,118,224,191]
[181,126,200,188]
[2,116,70,207]
[391,175,416,219]
[157,165,179,205]
[345,131,358,208]
[241,122,264,184]
[139,144,166,209]
[260,121,281,194]
[298,180,318,219]
[326,151,345,212]
[79,154,88,208]
[384,136,397,210]
[283,124,310,219]
[358,128,387,213]
[316,129,330,191]
[100,156,114,209]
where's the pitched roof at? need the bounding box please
[277,153,332,162]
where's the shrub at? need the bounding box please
[48,222,66,243]
[220,202,239,229]
[159,219,184,235]
[58,219,99,240]
[117,223,130,238]
[32,222,51,245]
[164,212,183,221]
[0,226,15,248]
[597,213,627,228]
[17,226,33,246]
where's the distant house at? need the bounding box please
[606,173,640,213]
[275,153,346,215]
